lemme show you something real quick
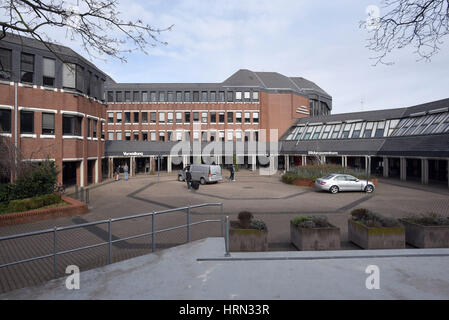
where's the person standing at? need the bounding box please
[124,163,129,181]
[230,164,235,182]
[115,165,120,181]
[185,168,192,190]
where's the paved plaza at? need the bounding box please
[1,170,449,295]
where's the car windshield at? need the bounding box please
[323,175,335,180]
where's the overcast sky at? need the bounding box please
[59,0,449,114]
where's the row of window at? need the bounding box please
[286,112,449,141]
[0,109,104,139]
[107,111,260,125]
[107,90,259,103]
[108,130,260,142]
[0,48,104,99]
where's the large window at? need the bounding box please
[42,113,55,135]
[185,92,191,102]
[125,91,131,102]
[159,112,165,124]
[116,112,122,124]
[150,112,156,123]
[20,111,34,134]
[0,48,12,80]
[352,123,363,138]
[244,112,250,123]
[167,92,174,102]
[227,91,233,102]
[133,91,140,102]
[201,91,208,102]
[107,91,114,102]
[133,112,139,123]
[125,112,131,123]
[312,126,322,139]
[21,53,34,83]
[115,91,123,102]
[193,112,199,122]
[374,121,386,137]
[219,91,225,102]
[210,92,216,102]
[142,112,148,123]
[227,111,234,123]
[108,112,114,123]
[0,109,11,133]
[93,119,97,138]
[210,112,217,123]
[167,112,173,124]
[150,92,157,102]
[252,91,259,101]
[176,112,182,124]
[193,91,199,102]
[235,92,242,101]
[219,112,225,123]
[341,124,352,139]
[159,92,165,102]
[63,115,82,136]
[331,125,341,139]
[75,65,84,92]
[185,111,191,123]
[142,91,148,102]
[236,112,242,124]
[62,63,81,90]
[42,58,55,87]
[201,112,208,123]
[176,91,182,102]
[363,122,374,138]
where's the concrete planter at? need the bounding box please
[348,220,405,249]
[400,220,449,248]
[229,225,268,252]
[290,222,340,251]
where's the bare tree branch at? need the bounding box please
[0,0,173,65]
[361,0,449,65]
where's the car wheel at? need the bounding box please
[178,175,184,182]
[200,177,206,185]
[365,185,374,193]
[329,186,339,194]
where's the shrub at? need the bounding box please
[238,211,253,228]
[292,216,331,228]
[403,213,449,226]
[350,208,400,228]
[251,219,267,231]
[0,193,62,214]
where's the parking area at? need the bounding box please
[1,170,449,294]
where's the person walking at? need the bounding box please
[115,165,120,181]
[124,163,129,181]
[230,164,235,182]
[185,168,192,190]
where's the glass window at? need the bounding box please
[159,112,165,123]
[0,48,12,80]
[235,92,242,101]
[210,92,216,102]
[244,112,251,123]
[201,91,208,102]
[193,131,199,141]
[193,91,199,102]
[167,112,173,124]
[219,91,225,102]
[167,91,174,102]
[150,92,157,102]
[294,127,305,140]
[312,126,322,139]
[193,112,199,122]
[108,132,114,140]
[244,92,251,102]
[142,112,148,123]
[176,91,182,102]
[352,122,363,138]
[434,114,449,133]
[150,112,156,123]
[133,91,140,102]
[0,109,11,133]
[150,132,156,141]
[321,125,331,139]
[363,122,374,138]
[116,131,122,140]
[185,92,191,102]
[87,118,91,137]
[374,121,386,137]
[107,113,114,124]
[235,131,242,141]
[133,112,139,123]
[115,91,123,102]
[253,112,259,123]
[142,91,148,102]
[236,112,242,123]
[125,112,131,123]
[425,113,447,134]
[62,115,82,136]
[167,131,173,141]
[227,91,234,102]
[185,131,190,141]
[159,132,165,141]
[42,58,55,87]
[201,131,208,142]
[176,131,183,141]
[133,132,139,141]
[219,112,225,123]
[210,112,217,123]
[42,113,55,135]
[159,92,165,102]
[185,112,191,123]
[116,112,122,123]
[227,111,234,123]
[341,123,352,139]
[142,132,148,141]
[252,91,259,101]
[227,131,233,141]
[63,63,76,89]
[202,112,208,123]
[125,132,131,141]
[124,91,131,102]
[303,126,314,140]
[20,111,34,133]
[210,131,217,142]
[93,119,97,138]
[331,125,341,139]
[21,53,34,83]
[254,131,259,141]
[107,91,114,102]
[75,65,84,92]
[218,131,225,141]
[175,112,182,124]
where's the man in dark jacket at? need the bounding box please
[230,164,235,182]
[185,168,192,190]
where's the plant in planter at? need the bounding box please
[400,213,449,248]
[290,216,340,250]
[229,211,268,252]
[348,208,405,249]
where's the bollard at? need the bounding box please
[225,216,230,257]
[85,188,89,204]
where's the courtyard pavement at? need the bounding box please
[1,170,449,294]
[2,238,449,300]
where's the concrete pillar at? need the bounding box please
[252,155,256,171]
[400,157,407,181]
[269,155,276,174]
[321,156,326,165]
[129,157,134,177]
[383,157,389,178]
[365,156,371,175]
[421,158,429,185]
[342,156,346,168]
[80,159,85,187]
[302,156,307,166]
[285,155,290,172]
[167,155,172,173]
[95,159,99,184]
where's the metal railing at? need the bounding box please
[0,203,224,279]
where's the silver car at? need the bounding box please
[178,164,222,185]
[315,174,375,194]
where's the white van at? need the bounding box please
[178,164,222,184]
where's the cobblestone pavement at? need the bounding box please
[1,171,448,294]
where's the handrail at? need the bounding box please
[0,203,224,279]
